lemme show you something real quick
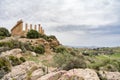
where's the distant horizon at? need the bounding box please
[64,45,120,48]
[0,0,120,47]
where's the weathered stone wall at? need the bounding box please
[11,20,45,37]
[11,20,23,36]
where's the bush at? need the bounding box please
[63,57,86,70]
[53,52,87,70]
[0,27,10,37]
[19,57,26,62]
[0,56,26,78]
[27,30,39,39]
[0,40,34,52]
[39,34,57,42]
[8,56,26,66]
[0,57,11,78]
[88,57,120,71]
[34,45,45,54]
[48,35,57,40]
[0,57,11,72]
[8,56,21,66]
[55,46,68,53]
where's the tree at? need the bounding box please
[0,27,10,37]
[27,30,39,39]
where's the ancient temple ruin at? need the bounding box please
[11,20,44,37]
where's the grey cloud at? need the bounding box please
[0,0,120,46]
[50,24,120,35]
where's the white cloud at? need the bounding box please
[0,0,120,47]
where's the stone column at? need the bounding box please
[30,24,32,30]
[42,29,44,34]
[38,24,41,33]
[25,23,28,32]
[40,27,42,34]
[34,25,37,30]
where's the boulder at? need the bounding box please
[2,61,38,80]
[31,69,44,80]
[99,71,120,80]
[37,70,66,80]
[59,69,100,80]
[0,48,22,58]
[31,52,37,57]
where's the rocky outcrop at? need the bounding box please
[37,69,99,80]
[0,48,22,58]
[99,71,120,80]
[59,69,100,80]
[1,61,39,80]
[31,69,45,80]
[2,62,120,80]
[37,70,66,80]
[18,38,60,53]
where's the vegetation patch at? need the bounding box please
[53,49,87,70]
[0,27,10,39]
[27,30,40,39]
[34,45,45,54]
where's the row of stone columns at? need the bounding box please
[25,23,44,34]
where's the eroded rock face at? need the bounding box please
[37,69,100,80]
[37,70,66,80]
[2,65,120,80]
[18,38,60,54]
[31,69,44,80]
[99,71,120,80]
[0,48,22,58]
[59,69,100,80]
[49,38,60,48]
[1,61,38,80]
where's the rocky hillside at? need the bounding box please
[1,60,120,80]
[0,35,60,54]
[0,35,120,80]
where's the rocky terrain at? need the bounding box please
[0,36,120,80]
[1,59,120,80]
[0,47,120,79]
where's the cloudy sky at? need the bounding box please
[0,0,120,47]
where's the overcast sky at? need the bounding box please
[0,0,120,47]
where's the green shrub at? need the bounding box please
[105,60,120,71]
[53,52,87,70]
[0,27,10,37]
[88,57,120,71]
[19,57,26,62]
[0,57,11,78]
[27,30,39,39]
[8,56,21,66]
[39,34,48,40]
[0,56,26,78]
[0,40,34,52]
[34,45,45,54]
[63,57,86,70]
[88,58,110,70]
[55,46,68,53]
[0,57,11,72]
[48,35,57,40]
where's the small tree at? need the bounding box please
[0,27,10,37]
[27,30,39,39]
